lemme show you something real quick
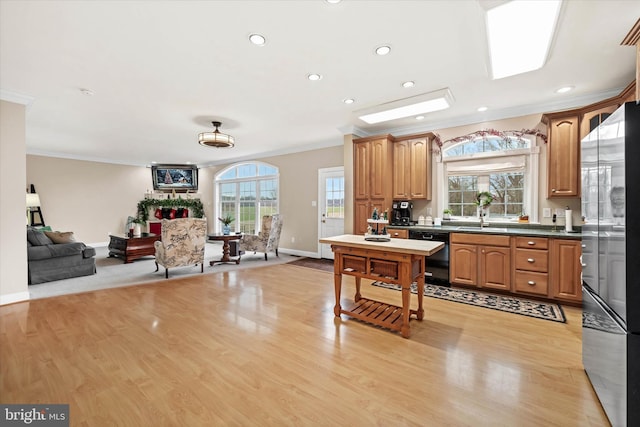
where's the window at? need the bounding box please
[325,176,345,218]
[215,162,279,234]
[442,135,538,222]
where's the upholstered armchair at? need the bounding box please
[239,214,283,261]
[154,218,207,278]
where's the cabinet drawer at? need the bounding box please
[514,249,549,272]
[514,271,549,296]
[389,229,408,239]
[450,233,510,247]
[514,236,548,249]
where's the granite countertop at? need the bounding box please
[388,222,582,239]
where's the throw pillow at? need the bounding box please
[44,231,77,244]
[27,228,53,246]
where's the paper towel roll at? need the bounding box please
[565,209,572,232]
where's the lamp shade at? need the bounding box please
[26,193,41,208]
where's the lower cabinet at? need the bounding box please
[450,233,582,303]
[450,233,511,291]
[550,239,582,303]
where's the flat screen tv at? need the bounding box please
[151,164,198,192]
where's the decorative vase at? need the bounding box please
[223,225,231,235]
[133,223,142,237]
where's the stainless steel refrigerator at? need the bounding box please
[581,101,640,427]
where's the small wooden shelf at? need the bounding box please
[342,298,405,331]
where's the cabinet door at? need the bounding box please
[580,104,618,141]
[480,246,511,291]
[450,243,477,286]
[392,140,410,199]
[370,138,390,199]
[410,138,430,199]
[354,200,370,236]
[354,142,369,200]
[547,116,580,198]
[550,239,582,302]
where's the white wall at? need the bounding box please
[0,100,29,305]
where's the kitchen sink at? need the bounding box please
[456,226,509,233]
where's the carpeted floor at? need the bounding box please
[28,243,298,300]
[371,281,566,323]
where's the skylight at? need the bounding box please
[486,0,562,80]
[357,88,454,124]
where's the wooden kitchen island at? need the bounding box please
[319,234,443,338]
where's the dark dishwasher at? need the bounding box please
[409,230,450,287]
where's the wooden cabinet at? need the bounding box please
[580,105,617,141]
[513,237,549,297]
[450,243,477,286]
[550,239,582,303]
[450,233,511,291]
[392,135,432,200]
[545,115,580,198]
[353,135,393,235]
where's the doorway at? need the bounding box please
[318,167,345,259]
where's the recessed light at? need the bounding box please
[249,34,266,46]
[80,88,94,96]
[343,98,355,104]
[415,115,425,120]
[375,45,391,56]
[477,106,488,112]
[325,0,342,3]
[402,81,415,88]
[556,86,574,94]
[307,73,322,81]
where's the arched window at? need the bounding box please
[441,135,539,222]
[215,162,279,234]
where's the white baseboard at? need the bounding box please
[278,247,319,258]
[0,291,30,306]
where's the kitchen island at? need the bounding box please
[319,234,443,338]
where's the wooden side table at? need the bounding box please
[208,234,243,266]
[108,233,161,263]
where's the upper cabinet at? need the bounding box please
[544,114,580,198]
[542,80,636,199]
[392,133,433,200]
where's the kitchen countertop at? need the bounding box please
[388,223,582,239]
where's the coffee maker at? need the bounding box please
[391,200,413,225]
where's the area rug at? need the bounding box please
[371,281,566,323]
[288,257,334,272]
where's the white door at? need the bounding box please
[319,167,345,259]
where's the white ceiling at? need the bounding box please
[1,0,638,167]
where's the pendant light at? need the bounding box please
[198,121,235,148]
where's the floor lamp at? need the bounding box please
[26,192,45,226]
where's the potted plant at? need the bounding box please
[443,208,452,220]
[218,214,234,235]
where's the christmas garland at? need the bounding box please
[136,198,205,222]
[432,128,547,157]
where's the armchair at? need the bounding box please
[239,214,283,261]
[154,218,207,278]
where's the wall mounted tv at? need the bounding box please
[151,164,198,192]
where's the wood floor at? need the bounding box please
[1,264,609,426]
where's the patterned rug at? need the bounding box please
[371,281,566,323]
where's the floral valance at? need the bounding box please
[433,128,547,158]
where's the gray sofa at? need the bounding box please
[27,227,96,285]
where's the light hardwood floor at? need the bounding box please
[1,264,609,426]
